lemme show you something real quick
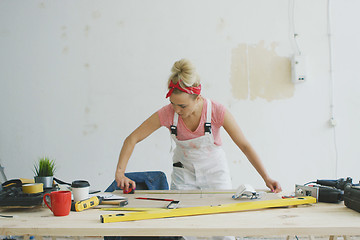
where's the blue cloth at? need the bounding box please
[105,171,169,192]
[104,171,177,240]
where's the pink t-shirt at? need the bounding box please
[157,98,226,146]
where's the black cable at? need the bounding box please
[304,181,316,186]
[53,177,71,186]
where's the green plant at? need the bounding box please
[34,157,56,177]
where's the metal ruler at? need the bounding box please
[100,207,164,211]
[100,196,316,223]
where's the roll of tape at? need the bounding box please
[22,183,44,194]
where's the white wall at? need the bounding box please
[1,0,359,191]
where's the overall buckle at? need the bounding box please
[170,125,177,136]
[204,123,211,134]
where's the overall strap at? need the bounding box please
[170,98,212,136]
[204,98,212,135]
[170,112,179,136]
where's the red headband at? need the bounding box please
[166,80,201,98]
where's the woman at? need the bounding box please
[115,59,281,193]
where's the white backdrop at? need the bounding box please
[1,0,359,191]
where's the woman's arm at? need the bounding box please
[116,112,161,191]
[222,109,282,193]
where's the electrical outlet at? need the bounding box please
[292,55,307,83]
[329,118,337,127]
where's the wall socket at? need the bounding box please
[292,54,307,83]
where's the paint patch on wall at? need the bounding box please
[230,41,293,101]
[83,124,98,136]
[83,107,98,135]
[62,46,69,54]
[117,21,124,27]
[61,26,67,40]
[216,18,226,33]
[92,11,101,19]
[84,25,90,37]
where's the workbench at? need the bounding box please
[1,190,360,238]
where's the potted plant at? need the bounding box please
[34,156,56,189]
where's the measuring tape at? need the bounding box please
[22,183,43,194]
[100,196,316,223]
[71,196,101,212]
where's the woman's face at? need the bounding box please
[169,92,200,119]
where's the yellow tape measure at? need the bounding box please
[22,183,43,194]
[72,196,101,212]
[100,196,316,223]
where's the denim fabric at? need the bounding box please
[105,237,181,240]
[104,171,178,240]
[105,171,169,192]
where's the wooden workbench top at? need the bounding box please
[1,190,360,237]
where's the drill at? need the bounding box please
[316,177,353,190]
[314,177,353,203]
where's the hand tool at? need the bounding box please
[0,179,43,207]
[166,200,180,209]
[316,177,354,190]
[99,207,164,211]
[101,199,128,207]
[123,183,135,194]
[72,196,129,211]
[295,184,343,203]
[100,196,316,223]
[297,176,360,212]
[232,184,259,199]
[135,197,175,201]
[344,184,360,213]
[295,177,359,203]
[136,196,180,209]
[71,196,102,212]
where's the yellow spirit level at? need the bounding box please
[100,196,316,223]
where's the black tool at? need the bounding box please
[344,184,360,213]
[166,200,180,209]
[317,186,343,203]
[0,179,44,207]
[316,177,353,190]
[302,177,360,212]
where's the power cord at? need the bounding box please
[289,0,301,56]
[327,0,339,178]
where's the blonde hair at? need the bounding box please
[167,59,200,91]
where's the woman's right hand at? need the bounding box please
[115,170,136,192]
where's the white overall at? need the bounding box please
[170,99,232,190]
[170,99,235,240]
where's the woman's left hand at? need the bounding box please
[265,178,282,193]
